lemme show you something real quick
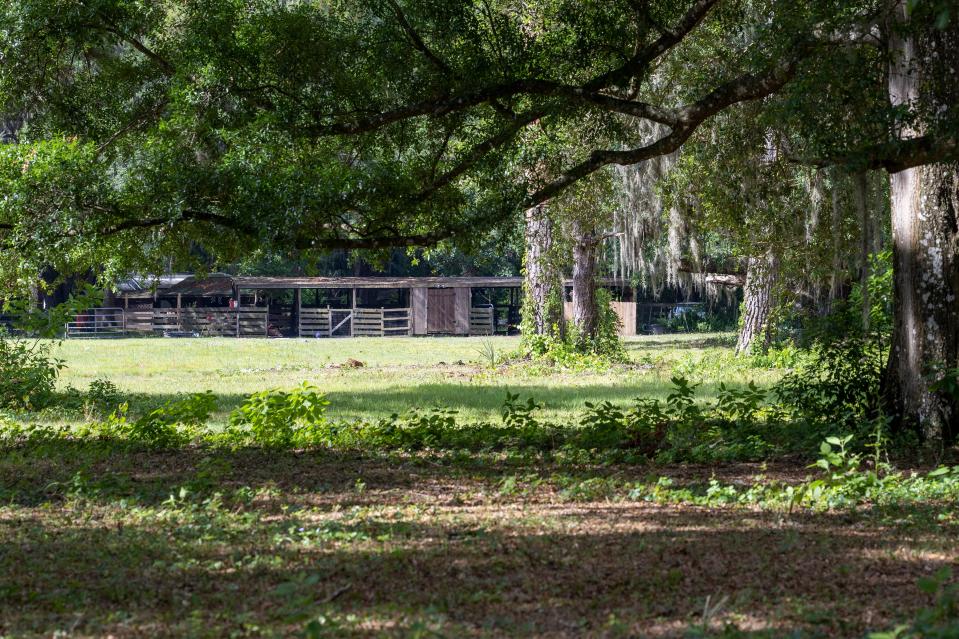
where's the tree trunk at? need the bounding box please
[522,203,564,337]
[852,171,871,331]
[570,220,599,342]
[882,2,959,445]
[883,163,959,443]
[0,115,24,144]
[736,251,778,355]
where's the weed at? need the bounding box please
[226,382,329,448]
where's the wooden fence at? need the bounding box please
[69,307,268,337]
[353,308,411,337]
[469,307,494,335]
[299,308,333,337]
[61,306,422,338]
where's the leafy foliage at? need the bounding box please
[226,383,329,448]
[0,332,63,409]
[519,291,628,368]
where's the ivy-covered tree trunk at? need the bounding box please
[852,171,871,331]
[570,220,599,343]
[882,2,959,445]
[522,203,564,337]
[736,251,778,355]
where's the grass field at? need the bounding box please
[3,334,957,638]
[50,333,770,423]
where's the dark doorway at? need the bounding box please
[427,288,456,333]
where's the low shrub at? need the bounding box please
[76,391,217,449]
[0,333,63,410]
[226,383,330,448]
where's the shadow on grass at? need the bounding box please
[624,334,737,351]
[0,446,951,638]
[44,375,763,425]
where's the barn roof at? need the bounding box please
[115,274,190,295]
[166,274,235,297]
[233,276,528,289]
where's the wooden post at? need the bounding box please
[235,287,241,337]
[294,288,302,338]
[176,293,181,331]
[350,288,356,337]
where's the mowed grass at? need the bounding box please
[50,333,773,424]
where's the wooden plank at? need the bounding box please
[610,301,637,336]
[411,288,427,335]
[563,300,637,336]
[426,288,455,333]
[469,307,494,335]
[453,288,470,335]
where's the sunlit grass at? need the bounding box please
[47,333,782,423]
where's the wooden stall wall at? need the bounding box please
[411,288,428,335]
[563,300,637,336]
[454,288,471,335]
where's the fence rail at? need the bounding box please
[61,306,418,338]
[65,308,126,338]
[469,307,494,335]
[353,308,411,337]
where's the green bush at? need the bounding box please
[519,289,628,369]
[227,383,330,448]
[77,392,216,449]
[0,333,63,409]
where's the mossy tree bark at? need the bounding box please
[522,203,564,338]
[570,219,600,343]
[882,2,959,445]
[736,251,778,355]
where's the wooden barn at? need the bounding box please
[74,274,729,338]
[104,275,526,338]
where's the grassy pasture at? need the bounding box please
[2,334,956,638]
[50,333,772,423]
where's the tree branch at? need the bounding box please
[305,0,720,136]
[96,13,175,76]
[308,79,678,136]
[530,51,804,205]
[585,0,719,91]
[788,133,959,173]
[383,0,453,75]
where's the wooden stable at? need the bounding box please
[232,276,518,337]
[90,274,683,339]
[97,275,525,338]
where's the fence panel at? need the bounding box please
[177,308,237,337]
[382,308,411,336]
[469,307,494,335]
[299,308,333,337]
[236,308,268,337]
[352,309,385,337]
[65,308,126,338]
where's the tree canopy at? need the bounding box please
[7,0,947,290]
